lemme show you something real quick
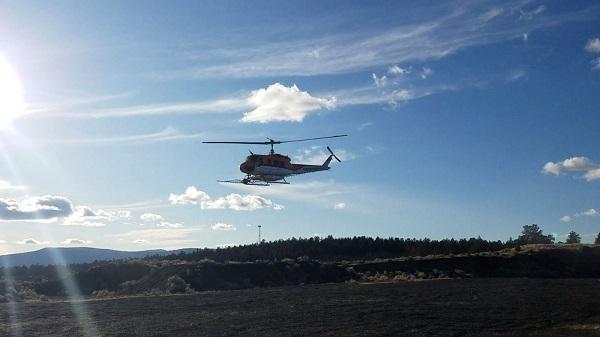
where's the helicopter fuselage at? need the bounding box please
[240,153,331,182]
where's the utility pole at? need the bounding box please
[257,225,262,244]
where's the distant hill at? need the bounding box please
[0,247,197,267]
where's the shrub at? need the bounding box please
[166,275,189,294]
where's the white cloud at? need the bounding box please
[211,223,236,231]
[156,221,184,228]
[114,228,199,247]
[61,238,92,245]
[577,208,599,217]
[206,194,275,211]
[388,65,410,76]
[0,239,6,244]
[0,180,26,191]
[226,180,356,208]
[542,156,600,181]
[49,97,247,119]
[585,168,600,181]
[154,1,585,80]
[53,127,202,145]
[241,83,336,123]
[334,202,346,210]
[169,186,282,211]
[560,215,572,223]
[507,69,527,82]
[61,206,130,227]
[17,238,50,245]
[0,195,73,221]
[420,67,433,79]
[26,91,133,116]
[592,57,600,71]
[519,5,545,21]
[372,73,388,88]
[389,90,415,107]
[140,213,164,222]
[357,122,373,131]
[169,186,211,205]
[293,146,356,165]
[273,204,285,211]
[585,38,600,53]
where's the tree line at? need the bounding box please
[163,224,598,263]
[2,224,598,285]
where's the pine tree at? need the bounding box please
[517,224,554,244]
[565,231,581,244]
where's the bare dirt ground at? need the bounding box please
[2,278,600,337]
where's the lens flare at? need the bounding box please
[0,54,26,130]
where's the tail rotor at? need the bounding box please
[327,146,341,162]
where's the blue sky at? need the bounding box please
[0,0,599,253]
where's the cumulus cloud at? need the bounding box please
[585,38,600,53]
[61,238,92,245]
[0,195,73,221]
[140,213,164,222]
[592,57,600,71]
[62,206,131,227]
[208,194,277,211]
[169,186,283,211]
[334,202,346,210]
[388,65,410,76]
[577,208,599,217]
[542,156,600,181]
[17,238,50,245]
[560,215,572,223]
[168,186,210,205]
[211,223,236,231]
[240,83,336,123]
[585,38,600,70]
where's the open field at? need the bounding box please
[2,278,600,337]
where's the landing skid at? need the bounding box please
[218,176,290,186]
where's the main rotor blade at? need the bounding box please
[203,134,347,145]
[203,141,272,145]
[278,134,348,144]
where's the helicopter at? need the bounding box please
[203,134,348,185]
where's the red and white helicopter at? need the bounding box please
[203,135,347,185]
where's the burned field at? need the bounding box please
[2,278,600,337]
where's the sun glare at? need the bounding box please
[0,54,26,130]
